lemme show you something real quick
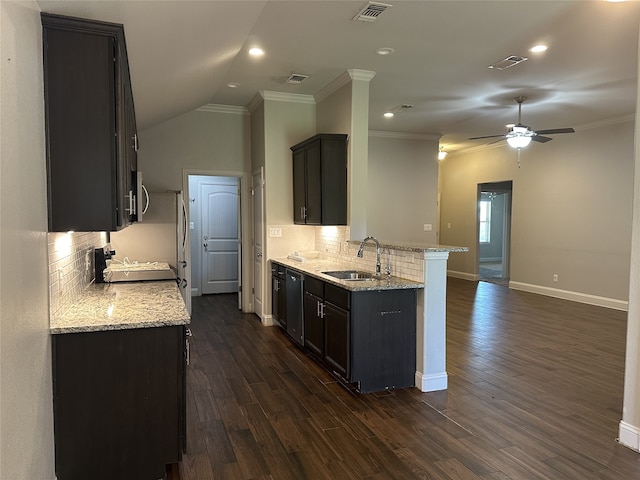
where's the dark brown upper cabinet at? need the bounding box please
[42,13,138,232]
[291,134,348,225]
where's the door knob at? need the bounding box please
[203,243,208,249]
[257,252,262,258]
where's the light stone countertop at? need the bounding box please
[271,258,424,291]
[50,281,190,334]
[347,240,469,254]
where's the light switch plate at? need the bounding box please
[269,227,282,237]
[423,224,432,231]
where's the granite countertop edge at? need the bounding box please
[271,258,424,291]
[347,240,469,253]
[50,281,191,335]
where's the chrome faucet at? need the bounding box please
[357,236,381,275]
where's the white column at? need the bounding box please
[415,251,450,392]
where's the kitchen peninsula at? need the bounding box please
[351,241,469,392]
[272,240,467,394]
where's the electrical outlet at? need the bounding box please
[553,274,558,283]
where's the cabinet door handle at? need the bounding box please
[185,328,193,366]
[301,206,307,219]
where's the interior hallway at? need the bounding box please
[177,279,639,479]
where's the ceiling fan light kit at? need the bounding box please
[506,126,533,148]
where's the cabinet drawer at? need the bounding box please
[325,283,350,310]
[304,275,324,297]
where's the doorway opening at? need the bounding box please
[188,175,241,303]
[477,181,512,286]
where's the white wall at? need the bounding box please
[619,17,640,452]
[0,1,56,478]
[439,120,634,306]
[367,134,439,243]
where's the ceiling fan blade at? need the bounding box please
[488,137,506,145]
[532,135,553,143]
[534,127,575,135]
[468,134,506,140]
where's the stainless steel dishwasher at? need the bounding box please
[285,269,303,346]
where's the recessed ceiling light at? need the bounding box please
[249,47,264,56]
[227,82,240,88]
[530,44,548,53]
[384,112,394,118]
[376,47,395,56]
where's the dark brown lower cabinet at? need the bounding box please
[52,325,186,480]
[294,264,417,394]
[350,288,416,393]
[303,276,325,357]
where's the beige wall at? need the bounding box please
[263,95,315,227]
[439,119,634,304]
[0,1,56,478]
[367,134,439,243]
[138,106,250,191]
[131,106,253,310]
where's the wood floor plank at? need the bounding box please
[178,282,640,479]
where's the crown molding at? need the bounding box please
[260,91,315,104]
[314,71,352,104]
[369,130,441,141]
[247,92,264,114]
[348,69,376,82]
[314,69,376,104]
[196,104,248,115]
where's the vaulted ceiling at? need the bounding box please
[37,1,640,153]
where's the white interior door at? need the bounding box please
[252,169,264,319]
[200,180,239,294]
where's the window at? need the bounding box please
[479,199,491,243]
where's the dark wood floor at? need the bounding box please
[176,278,640,479]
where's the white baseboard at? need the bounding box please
[262,314,276,327]
[415,371,448,392]
[509,281,628,311]
[619,421,640,452]
[447,270,478,281]
[479,257,502,263]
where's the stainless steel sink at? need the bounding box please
[322,270,379,281]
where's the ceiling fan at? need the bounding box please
[469,96,575,149]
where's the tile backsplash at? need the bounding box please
[47,231,108,318]
[314,226,424,282]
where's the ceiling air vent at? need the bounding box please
[286,73,309,84]
[488,55,528,70]
[353,2,392,22]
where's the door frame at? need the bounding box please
[476,181,513,284]
[182,169,251,312]
[251,167,266,322]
